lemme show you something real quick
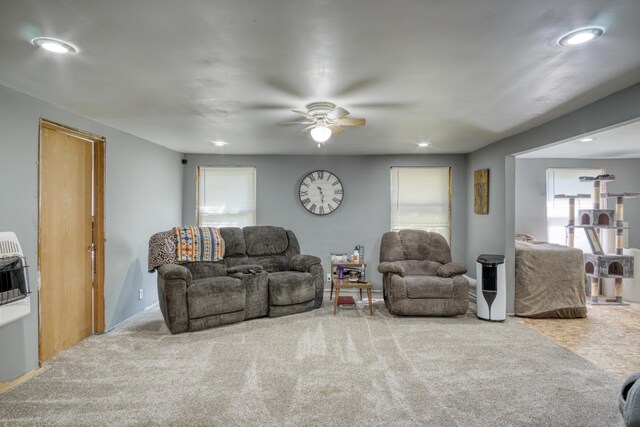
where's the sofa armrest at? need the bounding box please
[227,264,264,275]
[378,262,405,277]
[158,264,192,282]
[436,262,467,278]
[289,254,321,272]
[156,264,191,334]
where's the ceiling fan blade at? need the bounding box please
[292,110,314,120]
[328,125,345,135]
[278,121,315,125]
[327,107,349,120]
[335,117,366,126]
[300,125,316,133]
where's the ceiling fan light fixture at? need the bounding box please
[557,27,605,46]
[310,126,332,143]
[31,37,78,54]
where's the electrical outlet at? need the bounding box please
[138,289,143,300]
[326,273,331,282]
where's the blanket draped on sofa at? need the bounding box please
[175,226,225,263]
[147,227,224,272]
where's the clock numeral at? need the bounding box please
[309,203,317,213]
[326,173,333,182]
[335,189,343,194]
[301,198,310,206]
[301,182,309,188]
[317,171,324,180]
[319,206,324,215]
[299,190,308,197]
[309,174,316,182]
[331,180,340,186]
[328,204,334,212]
[333,197,341,205]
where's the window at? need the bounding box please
[198,167,256,227]
[546,168,604,253]
[390,167,451,242]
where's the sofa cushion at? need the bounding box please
[380,231,405,262]
[224,255,250,269]
[268,271,315,305]
[402,275,454,299]
[187,276,245,318]
[398,229,431,260]
[426,233,453,264]
[289,254,321,272]
[182,261,226,280]
[243,226,289,256]
[250,255,289,272]
[219,227,246,256]
[396,260,441,276]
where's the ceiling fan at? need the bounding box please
[280,102,366,145]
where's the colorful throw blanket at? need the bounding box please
[174,226,225,263]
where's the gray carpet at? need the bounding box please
[0,296,624,426]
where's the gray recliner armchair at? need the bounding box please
[378,229,469,316]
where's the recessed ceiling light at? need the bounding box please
[211,141,228,147]
[31,37,78,54]
[557,27,605,46]
[417,142,431,148]
[579,137,595,142]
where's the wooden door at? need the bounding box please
[38,121,104,362]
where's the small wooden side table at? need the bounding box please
[332,278,373,316]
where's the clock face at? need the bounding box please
[299,170,343,215]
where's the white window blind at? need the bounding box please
[390,167,451,242]
[198,167,256,228]
[546,167,604,253]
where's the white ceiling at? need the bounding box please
[1,1,640,155]
[518,118,640,159]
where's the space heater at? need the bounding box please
[0,232,31,327]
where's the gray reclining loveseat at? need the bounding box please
[155,226,323,334]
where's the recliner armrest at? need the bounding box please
[437,262,467,278]
[289,254,321,272]
[158,264,192,282]
[378,262,405,276]
[226,264,264,275]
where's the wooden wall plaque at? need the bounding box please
[474,169,489,214]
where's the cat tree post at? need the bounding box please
[615,195,624,302]
[601,192,640,303]
[554,194,590,247]
[568,197,575,247]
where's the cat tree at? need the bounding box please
[555,174,638,305]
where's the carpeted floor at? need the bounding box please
[0,296,625,426]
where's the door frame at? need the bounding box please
[37,120,106,365]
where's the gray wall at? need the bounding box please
[182,154,468,289]
[515,158,640,247]
[466,83,640,313]
[0,84,183,381]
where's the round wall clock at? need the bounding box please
[298,170,344,215]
